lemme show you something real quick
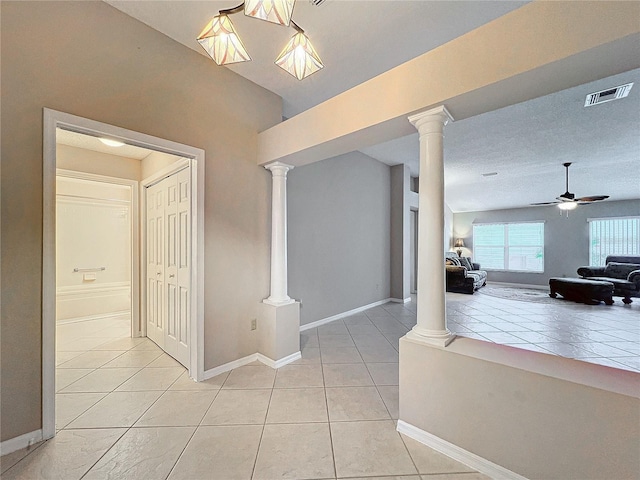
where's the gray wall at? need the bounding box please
[390,164,410,300]
[288,152,391,325]
[1,1,280,441]
[453,199,640,285]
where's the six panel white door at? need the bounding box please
[146,180,165,348]
[145,167,191,367]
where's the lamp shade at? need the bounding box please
[197,15,251,65]
[454,238,465,248]
[244,0,295,26]
[275,31,323,80]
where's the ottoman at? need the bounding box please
[584,277,636,304]
[549,278,614,305]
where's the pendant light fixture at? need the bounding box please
[197,0,323,80]
[244,0,295,26]
[197,8,251,65]
[275,23,323,80]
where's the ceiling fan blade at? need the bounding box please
[575,195,610,202]
[530,201,560,206]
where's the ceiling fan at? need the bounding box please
[531,162,609,210]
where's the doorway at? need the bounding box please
[42,109,205,440]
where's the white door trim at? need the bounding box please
[56,169,140,337]
[42,108,205,441]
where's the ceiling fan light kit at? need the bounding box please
[197,0,323,80]
[530,162,609,215]
[557,201,578,211]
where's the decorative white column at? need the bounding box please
[259,161,300,368]
[264,162,295,306]
[407,106,455,347]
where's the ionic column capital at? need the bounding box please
[408,105,454,135]
[265,161,294,177]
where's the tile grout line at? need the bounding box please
[77,425,129,480]
[164,373,226,478]
[321,353,339,480]
[248,374,277,480]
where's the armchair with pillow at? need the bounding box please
[445,252,487,294]
[577,255,640,304]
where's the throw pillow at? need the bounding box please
[446,256,461,266]
[459,257,473,271]
[604,262,640,279]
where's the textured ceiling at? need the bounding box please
[360,69,640,212]
[105,0,527,118]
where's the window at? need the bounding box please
[473,222,544,272]
[588,217,640,266]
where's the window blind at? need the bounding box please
[473,222,544,272]
[588,217,640,266]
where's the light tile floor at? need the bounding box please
[2,287,638,478]
[448,288,640,372]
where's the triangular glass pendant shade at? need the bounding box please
[275,32,323,80]
[244,0,295,26]
[197,15,251,65]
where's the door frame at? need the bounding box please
[56,169,140,336]
[42,108,205,440]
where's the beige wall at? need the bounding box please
[57,144,142,180]
[1,1,281,441]
[400,337,640,479]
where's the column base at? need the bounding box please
[263,297,295,307]
[258,301,300,367]
[407,327,456,348]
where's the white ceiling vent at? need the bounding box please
[584,83,633,107]
[310,0,329,5]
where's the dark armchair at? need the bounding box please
[577,255,640,304]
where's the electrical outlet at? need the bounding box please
[251,319,257,330]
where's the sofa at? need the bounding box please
[577,255,640,304]
[445,252,487,294]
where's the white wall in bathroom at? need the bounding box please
[56,176,132,323]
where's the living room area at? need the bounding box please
[443,210,639,371]
[431,68,640,373]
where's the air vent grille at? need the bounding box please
[310,0,328,5]
[584,82,633,107]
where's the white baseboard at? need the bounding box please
[396,420,527,480]
[390,297,412,304]
[0,429,43,456]
[202,354,259,380]
[256,351,301,369]
[203,350,303,380]
[300,298,392,331]
[487,281,547,291]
